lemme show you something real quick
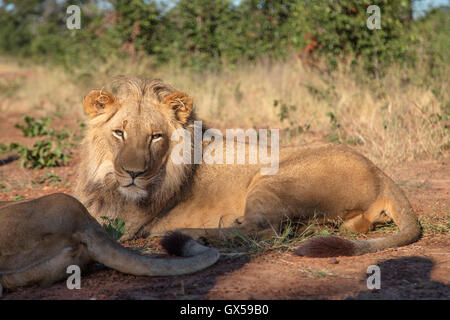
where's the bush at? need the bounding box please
[3,116,73,169]
[101,217,126,241]
[9,141,71,169]
[0,0,447,74]
[15,116,53,137]
[305,0,415,74]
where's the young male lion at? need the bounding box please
[74,75,421,257]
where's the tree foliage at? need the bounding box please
[0,0,447,73]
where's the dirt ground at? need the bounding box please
[0,114,448,300]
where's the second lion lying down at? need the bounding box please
[0,194,219,291]
[74,75,421,257]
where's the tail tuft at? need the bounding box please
[294,236,357,257]
[160,231,193,256]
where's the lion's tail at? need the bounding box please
[78,229,219,276]
[295,174,421,257]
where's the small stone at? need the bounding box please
[328,258,339,264]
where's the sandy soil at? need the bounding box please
[0,113,448,300]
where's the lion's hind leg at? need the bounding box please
[339,201,393,234]
[1,244,90,289]
[339,210,372,233]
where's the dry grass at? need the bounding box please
[419,202,450,237]
[0,55,448,168]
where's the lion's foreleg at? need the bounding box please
[173,227,242,241]
[174,218,270,243]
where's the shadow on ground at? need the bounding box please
[348,256,450,300]
[2,255,251,300]
[0,155,18,166]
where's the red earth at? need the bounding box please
[0,114,448,300]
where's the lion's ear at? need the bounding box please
[162,92,194,124]
[83,90,118,119]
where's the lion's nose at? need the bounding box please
[125,170,145,179]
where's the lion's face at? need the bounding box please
[106,108,172,200]
[82,78,193,201]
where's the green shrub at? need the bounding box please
[101,216,126,241]
[2,116,74,169]
[274,99,309,139]
[9,140,71,169]
[13,195,25,201]
[0,0,428,73]
[15,116,53,137]
[32,172,63,186]
[0,143,8,154]
[305,0,416,74]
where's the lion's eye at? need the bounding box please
[113,130,124,139]
[152,133,163,141]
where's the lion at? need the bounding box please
[0,193,219,294]
[74,75,421,258]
